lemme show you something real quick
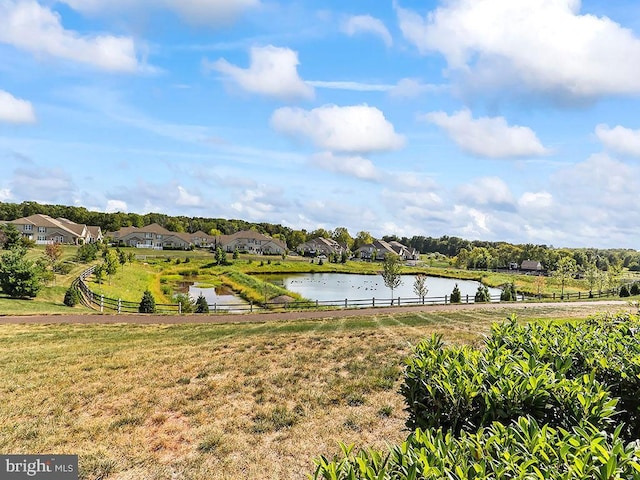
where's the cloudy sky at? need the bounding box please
[1,0,640,248]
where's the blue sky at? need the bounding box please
[1,0,640,249]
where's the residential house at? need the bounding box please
[388,241,420,261]
[297,237,346,257]
[357,239,419,261]
[520,260,543,272]
[218,230,286,255]
[111,223,192,250]
[4,214,102,245]
[190,231,216,248]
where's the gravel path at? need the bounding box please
[0,300,629,325]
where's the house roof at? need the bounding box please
[111,223,173,238]
[521,260,542,269]
[219,230,287,249]
[8,214,93,239]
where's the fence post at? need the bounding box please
[178,302,182,315]
[214,303,217,313]
[553,293,555,300]
[250,301,253,313]
[466,294,469,304]
[372,297,375,308]
[344,298,347,308]
[578,291,581,300]
[117,298,121,314]
[316,300,318,308]
[521,293,525,302]
[398,297,400,306]
[445,295,448,305]
[100,294,104,313]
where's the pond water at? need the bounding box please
[188,283,250,313]
[263,273,502,304]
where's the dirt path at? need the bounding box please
[0,300,630,325]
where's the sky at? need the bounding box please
[1,0,640,249]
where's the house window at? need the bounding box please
[24,225,32,231]
[37,236,46,242]
[54,236,64,243]
[145,233,153,239]
[38,227,46,233]
[156,234,162,239]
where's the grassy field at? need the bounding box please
[0,303,632,480]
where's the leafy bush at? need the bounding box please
[620,284,631,297]
[450,283,461,303]
[0,248,43,298]
[174,293,194,313]
[63,286,80,307]
[487,314,640,440]
[312,418,640,480]
[138,290,156,313]
[401,334,617,435]
[500,282,517,301]
[631,282,640,296]
[76,243,99,262]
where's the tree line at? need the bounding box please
[1,201,638,267]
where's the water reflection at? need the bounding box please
[263,273,502,303]
[188,283,249,313]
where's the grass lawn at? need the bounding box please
[0,303,631,480]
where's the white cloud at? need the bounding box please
[60,0,260,26]
[395,0,640,98]
[456,177,514,208]
[423,109,549,158]
[105,199,128,213]
[342,15,392,47]
[176,186,202,207]
[595,124,640,157]
[210,45,313,101]
[0,188,12,201]
[271,104,404,153]
[306,78,443,96]
[0,0,142,73]
[0,90,36,124]
[518,191,553,210]
[311,152,380,181]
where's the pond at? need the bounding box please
[263,273,502,304]
[188,283,250,313]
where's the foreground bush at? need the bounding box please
[401,334,617,435]
[313,313,640,479]
[313,417,640,480]
[488,314,640,440]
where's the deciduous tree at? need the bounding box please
[381,253,403,304]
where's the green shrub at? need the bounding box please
[631,282,640,296]
[195,293,209,313]
[138,290,156,313]
[401,334,617,435]
[620,284,630,297]
[450,283,461,303]
[174,293,194,313]
[312,418,640,480]
[500,282,517,301]
[474,285,491,303]
[63,286,80,307]
[487,314,640,440]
